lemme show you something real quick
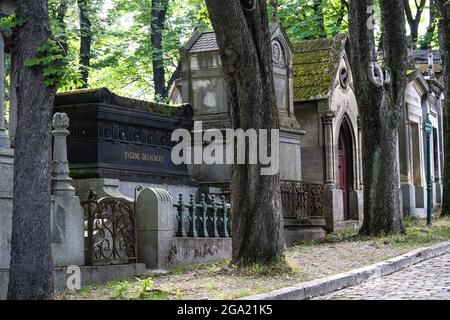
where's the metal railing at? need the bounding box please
[280,180,324,220]
[81,191,137,266]
[173,193,231,238]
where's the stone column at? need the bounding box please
[322,111,336,188]
[0,27,12,149]
[357,116,363,189]
[51,113,75,196]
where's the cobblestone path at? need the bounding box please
[315,254,450,300]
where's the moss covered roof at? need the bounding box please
[293,34,347,102]
[55,88,193,119]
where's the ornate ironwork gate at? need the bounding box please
[82,191,137,266]
[280,181,324,220]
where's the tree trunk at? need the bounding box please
[56,0,69,56]
[349,0,406,235]
[205,0,284,265]
[7,0,55,300]
[336,0,349,33]
[403,0,426,44]
[151,0,169,98]
[78,0,91,87]
[313,0,326,37]
[437,0,450,216]
[421,0,437,49]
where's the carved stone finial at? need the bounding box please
[53,112,70,130]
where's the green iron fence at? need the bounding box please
[174,193,231,238]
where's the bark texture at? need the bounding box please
[349,0,406,235]
[151,0,169,98]
[205,0,284,265]
[437,0,450,216]
[78,0,91,87]
[7,0,55,300]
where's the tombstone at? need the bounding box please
[136,188,173,269]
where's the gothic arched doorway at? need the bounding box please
[338,118,354,220]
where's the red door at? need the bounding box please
[339,137,350,219]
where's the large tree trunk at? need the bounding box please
[349,0,406,235]
[151,0,169,98]
[205,0,284,265]
[7,0,55,300]
[78,0,91,87]
[437,0,450,216]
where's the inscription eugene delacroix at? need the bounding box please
[124,151,164,163]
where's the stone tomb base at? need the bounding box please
[0,263,146,299]
[284,218,327,246]
[324,187,363,233]
[401,183,427,218]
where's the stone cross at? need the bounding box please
[0,26,12,149]
[51,113,75,196]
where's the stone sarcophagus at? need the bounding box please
[53,88,194,184]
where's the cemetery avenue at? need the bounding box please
[0,0,449,307]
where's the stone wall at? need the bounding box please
[0,147,13,269]
[168,238,231,267]
[0,263,146,299]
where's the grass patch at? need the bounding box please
[168,259,230,276]
[292,215,450,249]
[370,216,450,249]
[221,288,263,300]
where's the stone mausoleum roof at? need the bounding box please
[188,31,219,53]
[292,34,347,102]
[55,87,193,119]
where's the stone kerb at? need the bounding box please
[136,188,173,269]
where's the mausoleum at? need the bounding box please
[171,20,328,244]
[399,49,445,217]
[291,34,364,232]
